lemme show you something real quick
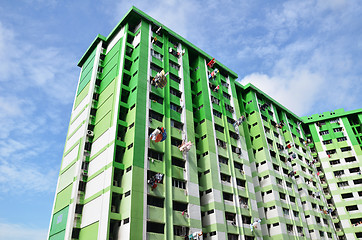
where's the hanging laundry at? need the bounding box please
[276,121,285,129]
[259,103,269,111]
[177,49,186,56]
[213,85,220,92]
[160,128,167,142]
[155,26,162,34]
[179,141,192,152]
[188,231,202,240]
[233,116,245,128]
[207,58,215,68]
[151,36,157,44]
[151,70,168,89]
[250,224,254,232]
[286,143,293,149]
[194,66,199,72]
[150,127,166,143]
[148,173,164,190]
[150,128,161,141]
[291,153,297,159]
[208,68,219,79]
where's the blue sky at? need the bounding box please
[0,0,361,239]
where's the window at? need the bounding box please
[172,179,186,189]
[353,179,362,185]
[170,103,181,113]
[286,224,293,232]
[229,131,239,140]
[320,130,329,135]
[333,127,343,132]
[151,49,163,61]
[345,157,356,163]
[221,174,231,183]
[169,73,181,83]
[147,195,164,208]
[223,192,233,201]
[213,110,222,118]
[169,61,180,70]
[174,226,188,237]
[170,119,183,130]
[147,221,164,234]
[216,139,227,148]
[225,103,234,113]
[279,193,286,200]
[323,140,332,145]
[211,95,220,105]
[219,155,228,165]
[172,157,185,168]
[337,136,347,142]
[293,211,299,217]
[341,193,353,199]
[337,181,349,187]
[242,215,251,224]
[236,178,245,188]
[230,160,242,170]
[326,149,336,155]
[148,149,163,161]
[173,201,187,212]
[350,167,360,173]
[215,124,224,133]
[330,159,340,165]
[170,87,182,98]
[341,146,352,152]
[346,205,358,212]
[231,146,242,154]
[149,110,163,122]
[227,117,235,124]
[223,92,231,100]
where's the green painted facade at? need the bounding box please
[302,109,362,240]
[48,6,361,240]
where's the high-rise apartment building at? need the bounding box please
[47,6,361,240]
[302,109,362,240]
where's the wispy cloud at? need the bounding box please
[0,221,47,240]
[238,0,362,115]
[0,20,72,195]
[0,157,58,194]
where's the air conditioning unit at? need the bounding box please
[87,130,94,137]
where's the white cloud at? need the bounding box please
[0,22,77,105]
[0,221,47,240]
[0,158,57,194]
[0,22,70,195]
[240,69,325,115]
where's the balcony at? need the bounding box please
[147,232,165,240]
[148,206,165,222]
[336,229,344,236]
[332,216,340,224]
[173,210,189,226]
